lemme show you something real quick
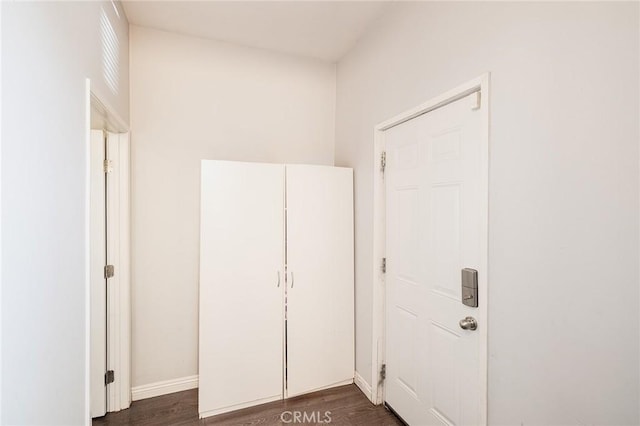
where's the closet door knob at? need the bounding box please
[277,271,280,287]
[290,272,294,288]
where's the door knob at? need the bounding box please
[459,316,477,331]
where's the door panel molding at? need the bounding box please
[370,74,489,424]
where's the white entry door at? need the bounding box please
[384,92,485,425]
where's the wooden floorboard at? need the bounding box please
[93,384,403,425]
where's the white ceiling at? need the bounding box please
[121,1,392,62]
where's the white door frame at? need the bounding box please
[85,79,131,423]
[370,74,490,422]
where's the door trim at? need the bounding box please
[85,80,131,423]
[370,73,490,424]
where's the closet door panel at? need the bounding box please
[199,160,285,417]
[286,165,354,397]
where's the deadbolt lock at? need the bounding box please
[461,268,478,308]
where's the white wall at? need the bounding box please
[335,2,639,425]
[1,2,129,424]
[130,26,335,388]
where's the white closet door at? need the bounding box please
[199,160,285,418]
[285,165,354,397]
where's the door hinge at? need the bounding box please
[103,159,113,174]
[380,151,386,174]
[381,258,386,274]
[104,264,114,279]
[380,363,386,382]
[105,370,114,385]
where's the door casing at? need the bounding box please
[86,80,131,422]
[369,74,490,423]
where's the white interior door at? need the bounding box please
[90,130,106,418]
[384,93,485,425]
[105,132,131,412]
[285,164,354,397]
[199,160,285,418]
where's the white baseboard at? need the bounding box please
[354,371,373,403]
[131,375,199,401]
[132,374,363,403]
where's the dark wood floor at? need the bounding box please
[93,384,403,425]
